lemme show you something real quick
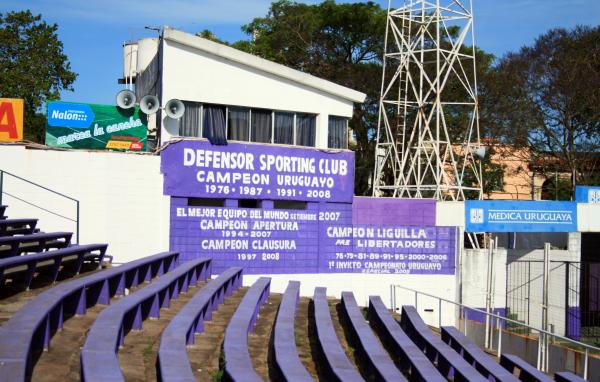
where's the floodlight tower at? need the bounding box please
[372,0,483,200]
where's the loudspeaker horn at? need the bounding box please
[140,94,160,115]
[116,89,136,109]
[165,99,185,119]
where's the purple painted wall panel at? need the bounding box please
[161,140,355,203]
[164,140,454,276]
[353,197,436,225]
[169,197,455,276]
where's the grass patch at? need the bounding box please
[212,370,224,382]
[142,337,154,358]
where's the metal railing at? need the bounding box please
[390,284,599,380]
[0,169,80,243]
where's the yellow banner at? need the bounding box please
[105,140,133,149]
[0,98,24,142]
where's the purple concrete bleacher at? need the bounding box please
[0,231,73,258]
[157,267,243,382]
[271,281,313,382]
[80,257,211,382]
[0,243,108,290]
[441,326,519,381]
[313,287,364,382]
[0,218,38,236]
[223,277,271,382]
[339,291,406,381]
[0,251,179,381]
[554,371,586,382]
[500,354,553,382]
[400,305,487,382]
[367,296,445,382]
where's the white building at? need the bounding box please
[124,27,366,149]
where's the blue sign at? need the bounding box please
[575,186,600,204]
[47,102,94,129]
[465,200,578,232]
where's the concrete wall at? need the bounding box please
[462,248,508,315]
[461,237,580,337]
[0,144,170,264]
[248,272,459,327]
[160,39,355,148]
[0,144,458,320]
[577,203,600,231]
[506,240,580,337]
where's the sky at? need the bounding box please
[2,0,599,105]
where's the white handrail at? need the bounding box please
[390,283,598,380]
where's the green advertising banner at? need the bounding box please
[45,101,148,151]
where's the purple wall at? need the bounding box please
[164,140,456,276]
[353,196,436,225]
[161,140,355,203]
[169,197,456,275]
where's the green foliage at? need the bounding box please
[196,29,228,45]
[234,0,387,195]
[541,176,573,201]
[0,10,77,143]
[212,370,224,382]
[480,25,600,191]
[463,145,506,199]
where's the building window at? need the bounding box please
[179,101,202,137]
[177,102,319,148]
[203,104,227,145]
[251,109,272,143]
[228,107,249,141]
[274,112,294,145]
[296,114,316,147]
[328,116,348,149]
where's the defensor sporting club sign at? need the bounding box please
[465,200,578,232]
[161,140,355,203]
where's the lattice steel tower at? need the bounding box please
[373,0,483,200]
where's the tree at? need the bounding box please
[233,0,386,195]
[480,26,600,196]
[0,10,77,143]
[233,1,496,196]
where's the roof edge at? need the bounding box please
[162,27,367,104]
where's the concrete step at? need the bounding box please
[295,296,319,379]
[0,262,107,325]
[328,298,364,378]
[30,279,148,382]
[117,280,208,382]
[188,287,248,381]
[249,293,282,381]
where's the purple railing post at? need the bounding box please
[76,288,87,315]
[57,303,64,330]
[132,306,143,330]
[43,316,51,350]
[150,295,160,319]
[98,280,110,305]
[115,274,125,295]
